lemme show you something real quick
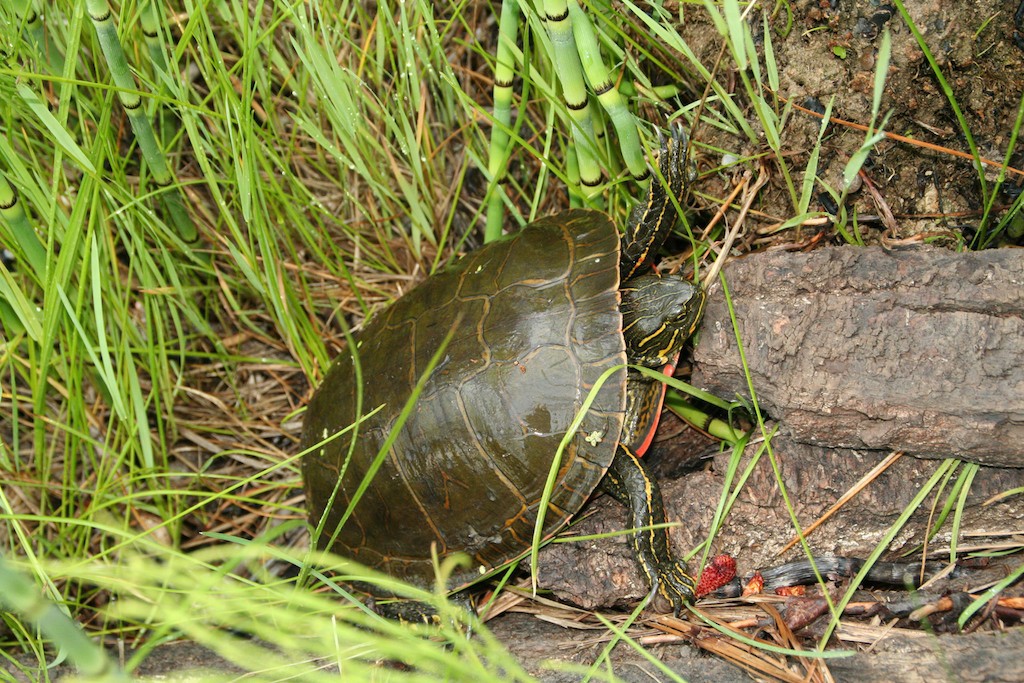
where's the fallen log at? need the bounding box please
[691,245,1024,467]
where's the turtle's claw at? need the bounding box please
[657,563,696,615]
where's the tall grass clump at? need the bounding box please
[0,0,537,678]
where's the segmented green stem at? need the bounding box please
[541,0,602,195]
[85,0,198,244]
[485,0,521,242]
[567,0,646,182]
[0,174,44,336]
[487,1,652,229]
[139,1,169,74]
[13,0,66,74]
[0,173,45,279]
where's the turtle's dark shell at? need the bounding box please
[302,209,628,589]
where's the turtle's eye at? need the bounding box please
[672,284,699,312]
[671,284,706,333]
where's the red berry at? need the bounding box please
[695,554,737,597]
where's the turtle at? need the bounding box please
[302,128,706,612]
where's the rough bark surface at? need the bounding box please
[690,246,1024,467]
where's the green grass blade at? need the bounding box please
[0,555,130,681]
[16,83,96,175]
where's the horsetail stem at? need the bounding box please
[488,0,654,227]
[0,173,45,281]
[138,1,180,165]
[567,1,647,182]
[139,1,169,74]
[0,174,44,337]
[485,0,520,243]
[85,0,198,245]
[541,0,602,197]
[12,0,66,74]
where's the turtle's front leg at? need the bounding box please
[601,446,695,612]
[618,125,691,281]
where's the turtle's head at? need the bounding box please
[620,273,706,368]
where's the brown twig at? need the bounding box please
[701,164,770,288]
[778,451,904,555]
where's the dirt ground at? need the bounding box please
[676,0,1023,249]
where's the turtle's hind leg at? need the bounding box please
[601,446,695,613]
